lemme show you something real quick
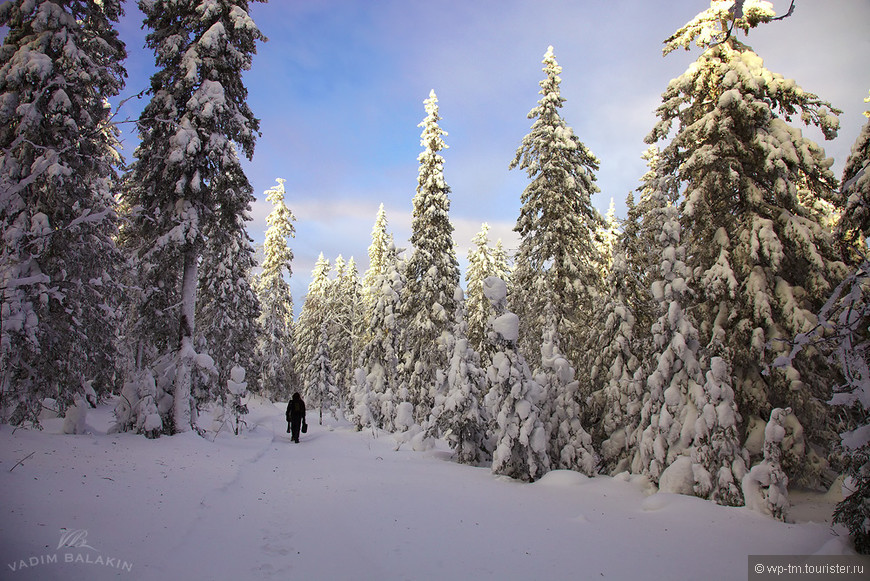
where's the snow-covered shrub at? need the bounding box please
[428,287,489,465]
[536,302,598,476]
[395,402,415,432]
[111,369,163,439]
[224,366,249,435]
[742,408,791,521]
[484,277,550,482]
[62,381,98,435]
[62,399,89,435]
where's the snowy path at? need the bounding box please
[0,398,849,581]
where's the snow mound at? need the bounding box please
[642,492,679,512]
[534,469,591,488]
[658,455,695,495]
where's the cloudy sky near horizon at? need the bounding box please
[110,0,870,305]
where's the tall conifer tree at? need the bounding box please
[255,178,298,400]
[402,90,460,422]
[296,254,331,391]
[510,46,605,371]
[0,0,127,423]
[352,244,405,431]
[120,0,265,434]
[647,0,846,486]
[196,172,261,405]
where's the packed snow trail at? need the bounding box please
[0,398,849,581]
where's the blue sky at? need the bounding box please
[110,0,870,303]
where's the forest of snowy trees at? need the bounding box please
[0,0,868,553]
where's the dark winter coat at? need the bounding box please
[286,394,306,423]
[286,393,306,442]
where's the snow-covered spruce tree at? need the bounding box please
[401,90,460,423]
[742,407,791,521]
[595,148,683,471]
[595,198,620,279]
[535,300,597,475]
[305,322,338,425]
[823,261,870,552]
[829,98,870,553]
[691,348,749,505]
[295,253,330,391]
[510,46,605,371]
[327,255,363,410]
[619,147,671,341]
[0,0,126,424]
[351,243,405,431]
[837,91,870,262]
[633,182,748,505]
[427,287,489,465]
[195,172,261,408]
[632,195,704,485]
[484,276,550,482]
[587,153,669,466]
[357,204,393,367]
[466,223,511,366]
[776,106,870,550]
[254,178,298,401]
[647,1,846,487]
[119,0,265,435]
[362,204,392,312]
[588,242,646,475]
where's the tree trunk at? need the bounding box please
[173,248,199,433]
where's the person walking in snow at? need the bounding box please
[286,392,307,443]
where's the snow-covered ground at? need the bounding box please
[0,397,853,581]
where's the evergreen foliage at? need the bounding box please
[536,301,598,475]
[632,196,705,484]
[829,101,870,552]
[402,90,460,423]
[296,254,331,391]
[362,204,392,310]
[647,0,846,487]
[466,223,511,366]
[428,287,489,465]
[255,178,298,401]
[327,255,363,410]
[352,244,405,432]
[837,92,870,261]
[589,245,646,474]
[742,407,791,521]
[196,177,261,407]
[0,0,127,424]
[118,0,265,434]
[510,46,605,370]
[783,105,870,551]
[484,277,550,482]
[305,322,339,425]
